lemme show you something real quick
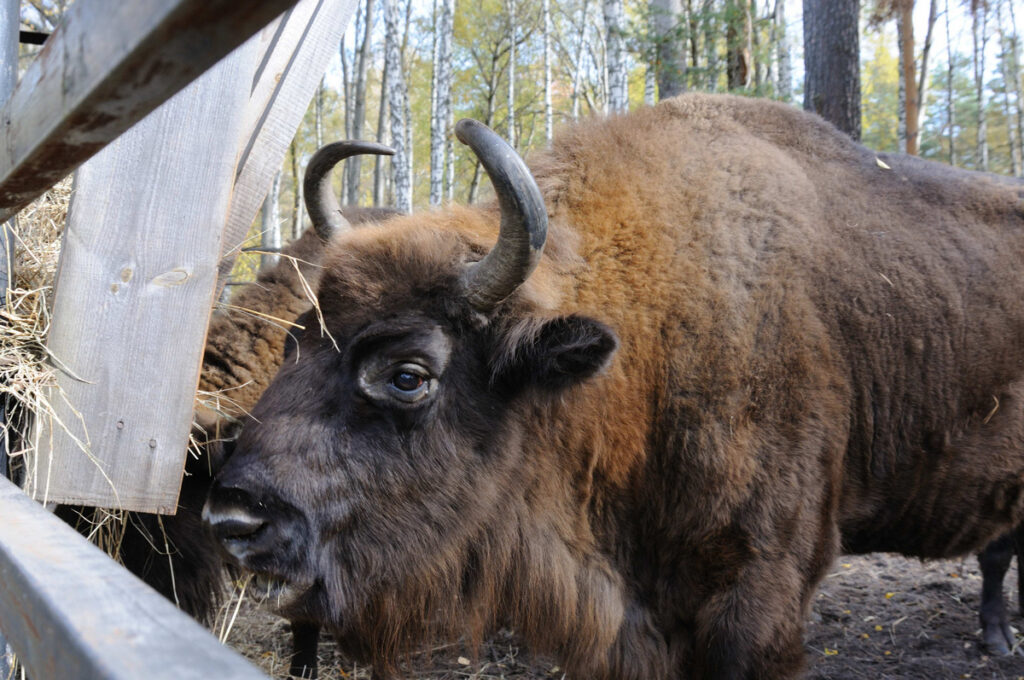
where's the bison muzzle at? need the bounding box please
[204,94,1024,679]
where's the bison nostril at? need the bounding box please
[202,496,267,544]
[210,509,266,541]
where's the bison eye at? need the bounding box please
[383,363,432,403]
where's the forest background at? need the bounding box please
[18,0,1024,281]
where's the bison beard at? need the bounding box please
[206,94,1024,679]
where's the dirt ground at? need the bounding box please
[227,553,1024,679]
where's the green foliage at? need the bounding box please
[861,27,900,152]
[261,0,1022,244]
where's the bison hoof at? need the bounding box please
[981,620,1017,656]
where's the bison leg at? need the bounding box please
[690,556,815,680]
[288,621,320,679]
[978,532,1017,655]
[1014,523,1024,617]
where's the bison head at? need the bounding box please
[203,122,619,666]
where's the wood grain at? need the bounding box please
[28,39,260,512]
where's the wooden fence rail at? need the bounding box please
[0,476,268,679]
[0,0,302,222]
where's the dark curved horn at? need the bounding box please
[303,141,395,240]
[455,119,548,312]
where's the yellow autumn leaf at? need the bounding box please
[824,648,839,656]
[885,592,895,599]
[875,624,883,631]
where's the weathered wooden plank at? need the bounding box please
[217,0,359,288]
[0,477,267,679]
[0,0,301,223]
[27,38,262,512]
[0,1,17,673]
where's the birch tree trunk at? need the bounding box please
[973,2,989,170]
[653,0,687,99]
[384,0,411,211]
[261,170,282,270]
[604,0,629,113]
[544,0,554,141]
[506,0,518,145]
[945,0,956,165]
[289,139,304,239]
[339,30,351,192]
[347,0,376,205]
[703,0,719,90]
[775,0,791,101]
[998,0,1022,176]
[571,0,590,119]
[315,78,324,150]
[1005,0,1024,175]
[374,67,388,206]
[430,0,453,204]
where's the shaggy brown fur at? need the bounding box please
[208,94,1024,679]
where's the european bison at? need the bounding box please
[204,94,1024,679]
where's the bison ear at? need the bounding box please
[496,315,618,392]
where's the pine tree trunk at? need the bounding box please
[261,171,282,270]
[604,0,629,112]
[653,0,687,99]
[973,2,989,170]
[803,0,861,140]
[896,0,918,155]
[430,0,453,205]
[346,0,376,205]
[916,0,938,139]
[725,0,752,90]
[383,0,411,211]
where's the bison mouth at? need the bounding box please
[241,570,315,614]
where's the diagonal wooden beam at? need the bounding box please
[0,476,267,679]
[0,0,301,222]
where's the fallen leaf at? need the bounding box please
[824,648,839,656]
[876,158,892,170]
[458,657,471,666]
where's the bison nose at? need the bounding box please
[202,483,268,562]
[204,504,265,542]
